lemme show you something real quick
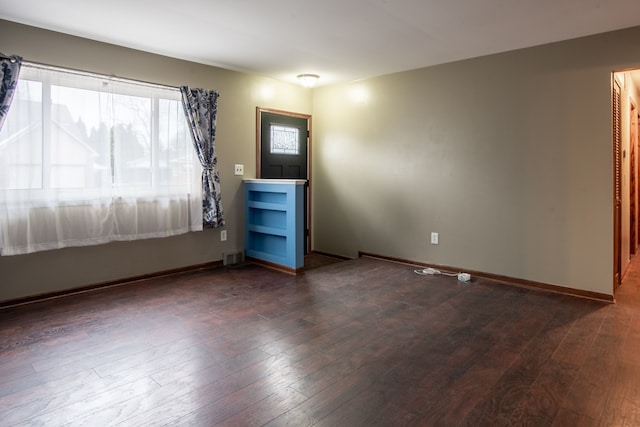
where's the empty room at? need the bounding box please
[2,1,640,425]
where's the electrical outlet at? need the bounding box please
[220,230,227,241]
[234,164,244,176]
[430,232,439,245]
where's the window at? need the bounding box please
[0,64,202,255]
[270,124,299,155]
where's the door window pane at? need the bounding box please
[270,124,299,155]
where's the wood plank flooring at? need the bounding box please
[2,255,640,426]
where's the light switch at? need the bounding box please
[234,164,244,176]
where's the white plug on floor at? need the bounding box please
[458,273,471,282]
[415,268,471,283]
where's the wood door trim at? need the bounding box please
[631,99,638,255]
[256,107,312,253]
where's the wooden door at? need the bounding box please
[614,80,622,289]
[259,111,308,179]
[257,108,311,253]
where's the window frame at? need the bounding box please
[0,62,197,204]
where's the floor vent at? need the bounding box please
[223,250,245,266]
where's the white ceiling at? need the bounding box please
[1,0,640,87]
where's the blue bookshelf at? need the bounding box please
[244,179,305,272]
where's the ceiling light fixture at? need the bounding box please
[297,73,320,88]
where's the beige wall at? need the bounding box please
[0,20,312,301]
[312,27,640,296]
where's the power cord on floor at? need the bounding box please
[414,267,471,283]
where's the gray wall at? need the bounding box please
[312,27,640,296]
[2,20,640,301]
[0,20,312,301]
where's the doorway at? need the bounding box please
[614,69,640,291]
[256,107,312,253]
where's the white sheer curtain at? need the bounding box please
[0,64,202,255]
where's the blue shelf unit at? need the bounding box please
[244,179,305,273]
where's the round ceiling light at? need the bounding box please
[296,74,320,88]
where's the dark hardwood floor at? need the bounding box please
[2,254,640,426]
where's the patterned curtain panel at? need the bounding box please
[180,86,225,228]
[0,54,22,132]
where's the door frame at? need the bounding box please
[256,107,312,254]
[631,99,638,256]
